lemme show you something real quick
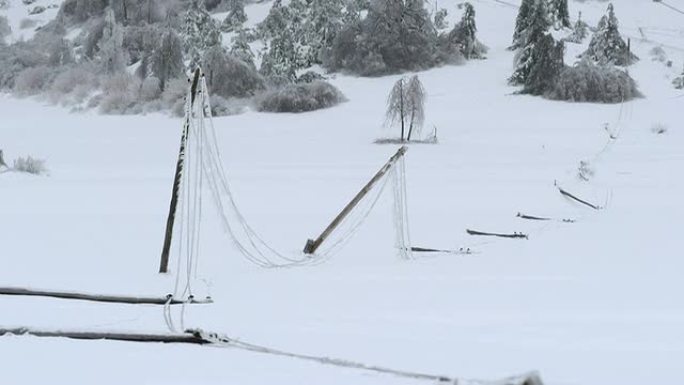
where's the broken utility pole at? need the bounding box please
[159,69,202,274]
[303,146,408,255]
[0,287,212,306]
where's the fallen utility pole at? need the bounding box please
[0,328,209,345]
[516,212,575,223]
[516,212,551,221]
[557,187,601,210]
[466,229,528,239]
[409,246,474,255]
[159,68,202,273]
[0,287,212,306]
[303,146,408,254]
[1,327,544,385]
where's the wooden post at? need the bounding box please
[159,69,201,274]
[0,328,210,345]
[303,146,408,254]
[0,149,6,168]
[0,287,212,305]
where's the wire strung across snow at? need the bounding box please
[0,327,544,385]
[171,74,416,270]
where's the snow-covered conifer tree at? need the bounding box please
[511,0,534,50]
[183,0,222,70]
[566,11,588,43]
[230,31,255,67]
[584,3,637,66]
[98,8,127,74]
[152,30,183,90]
[522,34,564,94]
[510,0,551,86]
[258,0,310,83]
[434,8,448,30]
[448,2,486,59]
[306,0,344,64]
[547,0,570,29]
[221,0,247,33]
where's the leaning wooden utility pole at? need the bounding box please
[303,146,408,255]
[159,68,201,273]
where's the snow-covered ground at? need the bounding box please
[2,1,684,384]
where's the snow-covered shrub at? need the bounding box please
[296,71,326,84]
[651,123,667,135]
[14,66,54,95]
[203,46,265,99]
[256,81,346,113]
[0,0,9,10]
[650,46,667,63]
[13,156,47,175]
[577,160,594,181]
[29,5,46,15]
[0,16,10,40]
[48,63,99,104]
[0,41,48,88]
[19,18,38,30]
[99,73,142,114]
[140,76,162,102]
[673,67,684,89]
[548,59,640,103]
[161,77,190,117]
[209,95,244,116]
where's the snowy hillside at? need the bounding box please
[0,0,61,42]
[1,1,684,385]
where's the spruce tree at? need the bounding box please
[98,7,127,74]
[547,0,570,29]
[152,30,184,90]
[511,0,534,50]
[510,0,551,86]
[584,3,637,66]
[448,2,486,59]
[566,11,588,43]
[306,0,344,64]
[183,0,222,70]
[522,34,564,94]
[230,30,255,67]
[258,0,306,83]
[221,0,247,33]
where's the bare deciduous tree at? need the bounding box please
[385,75,426,142]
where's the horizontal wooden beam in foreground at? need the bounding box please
[466,229,529,239]
[0,327,209,344]
[0,287,212,306]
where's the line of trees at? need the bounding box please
[509,0,640,103]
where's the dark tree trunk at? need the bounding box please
[399,80,405,141]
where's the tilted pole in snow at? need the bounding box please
[159,68,202,273]
[303,146,408,255]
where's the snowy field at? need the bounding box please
[2,1,684,384]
